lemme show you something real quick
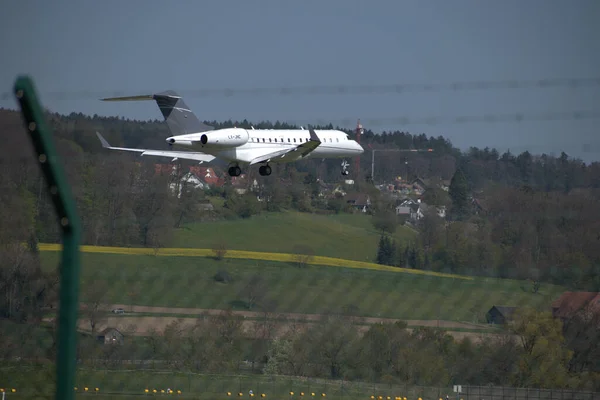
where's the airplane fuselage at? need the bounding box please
[166,128,363,164]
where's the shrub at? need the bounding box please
[291,244,315,268]
[212,241,228,260]
[214,270,233,283]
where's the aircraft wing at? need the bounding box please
[95,132,220,165]
[248,127,321,165]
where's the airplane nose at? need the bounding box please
[356,142,364,154]
[166,138,175,144]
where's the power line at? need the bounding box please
[283,110,600,128]
[0,108,597,129]
[0,103,598,128]
[1,77,599,101]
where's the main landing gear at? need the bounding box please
[259,164,272,176]
[226,163,272,177]
[341,160,350,176]
[228,165,242,177]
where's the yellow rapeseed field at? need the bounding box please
[38,243,472,280]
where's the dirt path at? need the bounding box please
[70,303,499,341]
[73,315,504,344]
[98,303,490,330]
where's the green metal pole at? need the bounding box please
[13,76,81,400]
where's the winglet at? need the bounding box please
[308,126,320,143]
[95,132,110,148]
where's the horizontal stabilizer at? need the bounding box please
[100,90,213,135]
[100,94,156,101]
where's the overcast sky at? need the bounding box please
[1,0,599,161]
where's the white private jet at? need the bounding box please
[95,90,364,177]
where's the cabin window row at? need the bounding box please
[250,137,341,143]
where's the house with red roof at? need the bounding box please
[150,164,224,188]
[188,166,223,187]
[551,292,600,322]
[170,166,225,197]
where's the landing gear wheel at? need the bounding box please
[259,165,272,176]
[228,166,242,177]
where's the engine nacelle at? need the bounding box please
[200,128,249,148]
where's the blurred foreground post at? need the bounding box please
[14,76,82,400]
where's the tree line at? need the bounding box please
[3,108,600,189]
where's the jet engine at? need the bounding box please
[200,128,249,148]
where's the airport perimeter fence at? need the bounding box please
[174,376,600,400]
[453,385,600,400]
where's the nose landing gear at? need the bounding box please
[341,160,349,176]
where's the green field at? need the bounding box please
[40,252,564,321]
[0,368,451,400]
[170,211,416,263]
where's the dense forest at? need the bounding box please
[1,107,600,391]
[375,178,600,290]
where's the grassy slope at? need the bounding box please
[170,211,416,262]
[40,252,564,322]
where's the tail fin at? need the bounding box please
[101,90,213,135]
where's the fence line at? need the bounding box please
[460,385,600,400]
